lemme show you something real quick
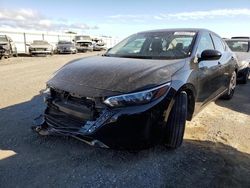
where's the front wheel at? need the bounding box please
[13,51,18,57]
[164,91,187,149]
[221,71,236,100]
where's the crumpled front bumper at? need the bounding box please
[33,88,175,149]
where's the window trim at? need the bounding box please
[210,33,225,52]
[195,32,215,55]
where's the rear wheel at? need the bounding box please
[221,71,236,100]
[164,91,187,149]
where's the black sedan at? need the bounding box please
[33,29,238,150]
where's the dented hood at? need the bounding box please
[47,56,186,97]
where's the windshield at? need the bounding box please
[106,31,197,59]
[32,40,49,45]
[75,36,91,41]
[225,40,249,52]
[0,35,8,42]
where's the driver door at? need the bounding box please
[196,32,223,106]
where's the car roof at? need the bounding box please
[225,38,250,42]
[231,36,250,39]
[137,28,215,35]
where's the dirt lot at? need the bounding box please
[0,53,250,188]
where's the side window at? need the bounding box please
[211,34,225,52]
[196,33,214,55]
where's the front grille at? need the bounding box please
[46,88,99,129]
[34,48,46,51]
[45,107,84,130]
[78,43,91,47]
[51,88,95,108]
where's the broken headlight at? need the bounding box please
[103,82,170,107]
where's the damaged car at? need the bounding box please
[28,40,53,56]
[55,41,77,54]
[92,38,107,51]
[0,35,18,59]
[33,29,237,150]
[225,37,250,84]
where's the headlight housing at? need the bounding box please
[103,82,170,107]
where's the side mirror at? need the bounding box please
[199,49,222,62]
[26,43,30,46]
[107,48,112,52]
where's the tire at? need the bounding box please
[6,50,11,58]
[241,68,249,84]
[164,91,187,149]
[221,71,237,100]
[13,51,18,57]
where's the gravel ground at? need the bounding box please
[0,54,250,188]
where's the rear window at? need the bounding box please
[225,40,249,52]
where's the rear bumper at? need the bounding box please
[33,88,176,149]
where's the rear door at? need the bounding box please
[211,34,233,93]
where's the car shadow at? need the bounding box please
[215,78,250,115]
[0,94,250,187]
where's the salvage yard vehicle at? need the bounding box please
[0,35,18,59]
[74,35,93,52]
[55,41,77,54]
[92,38,107,51]
[33,29,238,150]
[225,37,250,84]
[0,45,5,59]
[28,40,53,56]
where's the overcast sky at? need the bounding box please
[0,0,250,38]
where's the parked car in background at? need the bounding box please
[0,35,18,59]
[92,38,107,51]
[33,29,238,150]
[74,35,93,52]
[225,37,250,84]
[55,41,77,54]
[28,40,53,56]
